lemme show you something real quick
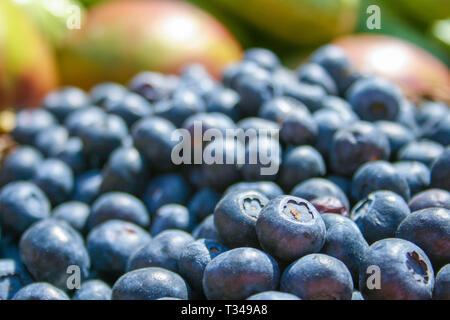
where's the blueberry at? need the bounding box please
[280,108,317,146]
[129,72,175,103]
[0,259,32,300]
[351,190,410,244]
[430,147,450,191]
[52,201,90,233]
[281,82,326,112]
[33,159,74,206]
[278,146,325,192]
[33,125,69,157]
[12,109,57,145]
[20,219,90,288]
[244,48,280,71]
[151,204,192,236]
[351,161,410,202]
[416,101,448,130]
[233,67,278,117]
[105,92,153,127]
[359,238,434,300]
[309,45,353,94]
[256,196,326,262]
[87,220,151,276]
[319,96,359,122]
[201,137,245,189]
[192,215,221,241]
[178,239,228,294]
[242,136,281,182]
[89,82,128,108]
[375,121,415,157]
[347,77,402,121]
[247,291,300,300]
[398,140,444,167]
[205,87,240,121]
[425,112,450,146]
[154,88,205,127]
[281,253,353,300]
[310,197,348,216]
[408,189,450,212]
[112,267,189,300]
[224,181,283,200]
[320,214,369,283]
[396,207,450,268]
[291,178,349,210]
[394,161,430,195]
[132,116,178,172]
[297,63,337,95]
[203,247,279,300]
[259,96,308,123]
[222,61,262,89]
[126,230,193,273]
[143,174,191,215]
[72,170,103,204]
[0,181,50,235]
[188,188,221,223]
[100,147,149,196]
[43,86,90,122]
[214,190,269,248]
[0,146,43,186]
[312,109,349,159]
[330,121,390,176]
[78,113,128,161]
[12,283,70,300]
[72,279,112,300]
[64,106,105,136]
[434,264,450,300]
[56,137,87,175]
[88,192,150,230]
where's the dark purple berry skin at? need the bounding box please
[256,196,326,262]
[359,238,434,300]
[330,121,390,177]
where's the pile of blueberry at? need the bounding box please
[0,45,449,300]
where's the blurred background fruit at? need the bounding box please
[58,0,242,89]
[333,34,450,103]
[0,0,59,109]
[11,0,85,48]
[187,0,361,46]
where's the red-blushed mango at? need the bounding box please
[333,34,450,104]
[0,1,59,109]
[58,0,243,89]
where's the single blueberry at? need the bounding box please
[112,267,189,300]
[359,238,434,300]
[256,196,326,262]
[351,160,410,202]
[281,253,353,300]
[202,247,279,300]
[214,190,269,248]
[12,283,70,300]
[396,207,450,268]
[0,181,50,235]
[33,158,74,206]
[87,220,151,277]
[351,190,410,244]
[20,219,90,288]
[72,279,112,300]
